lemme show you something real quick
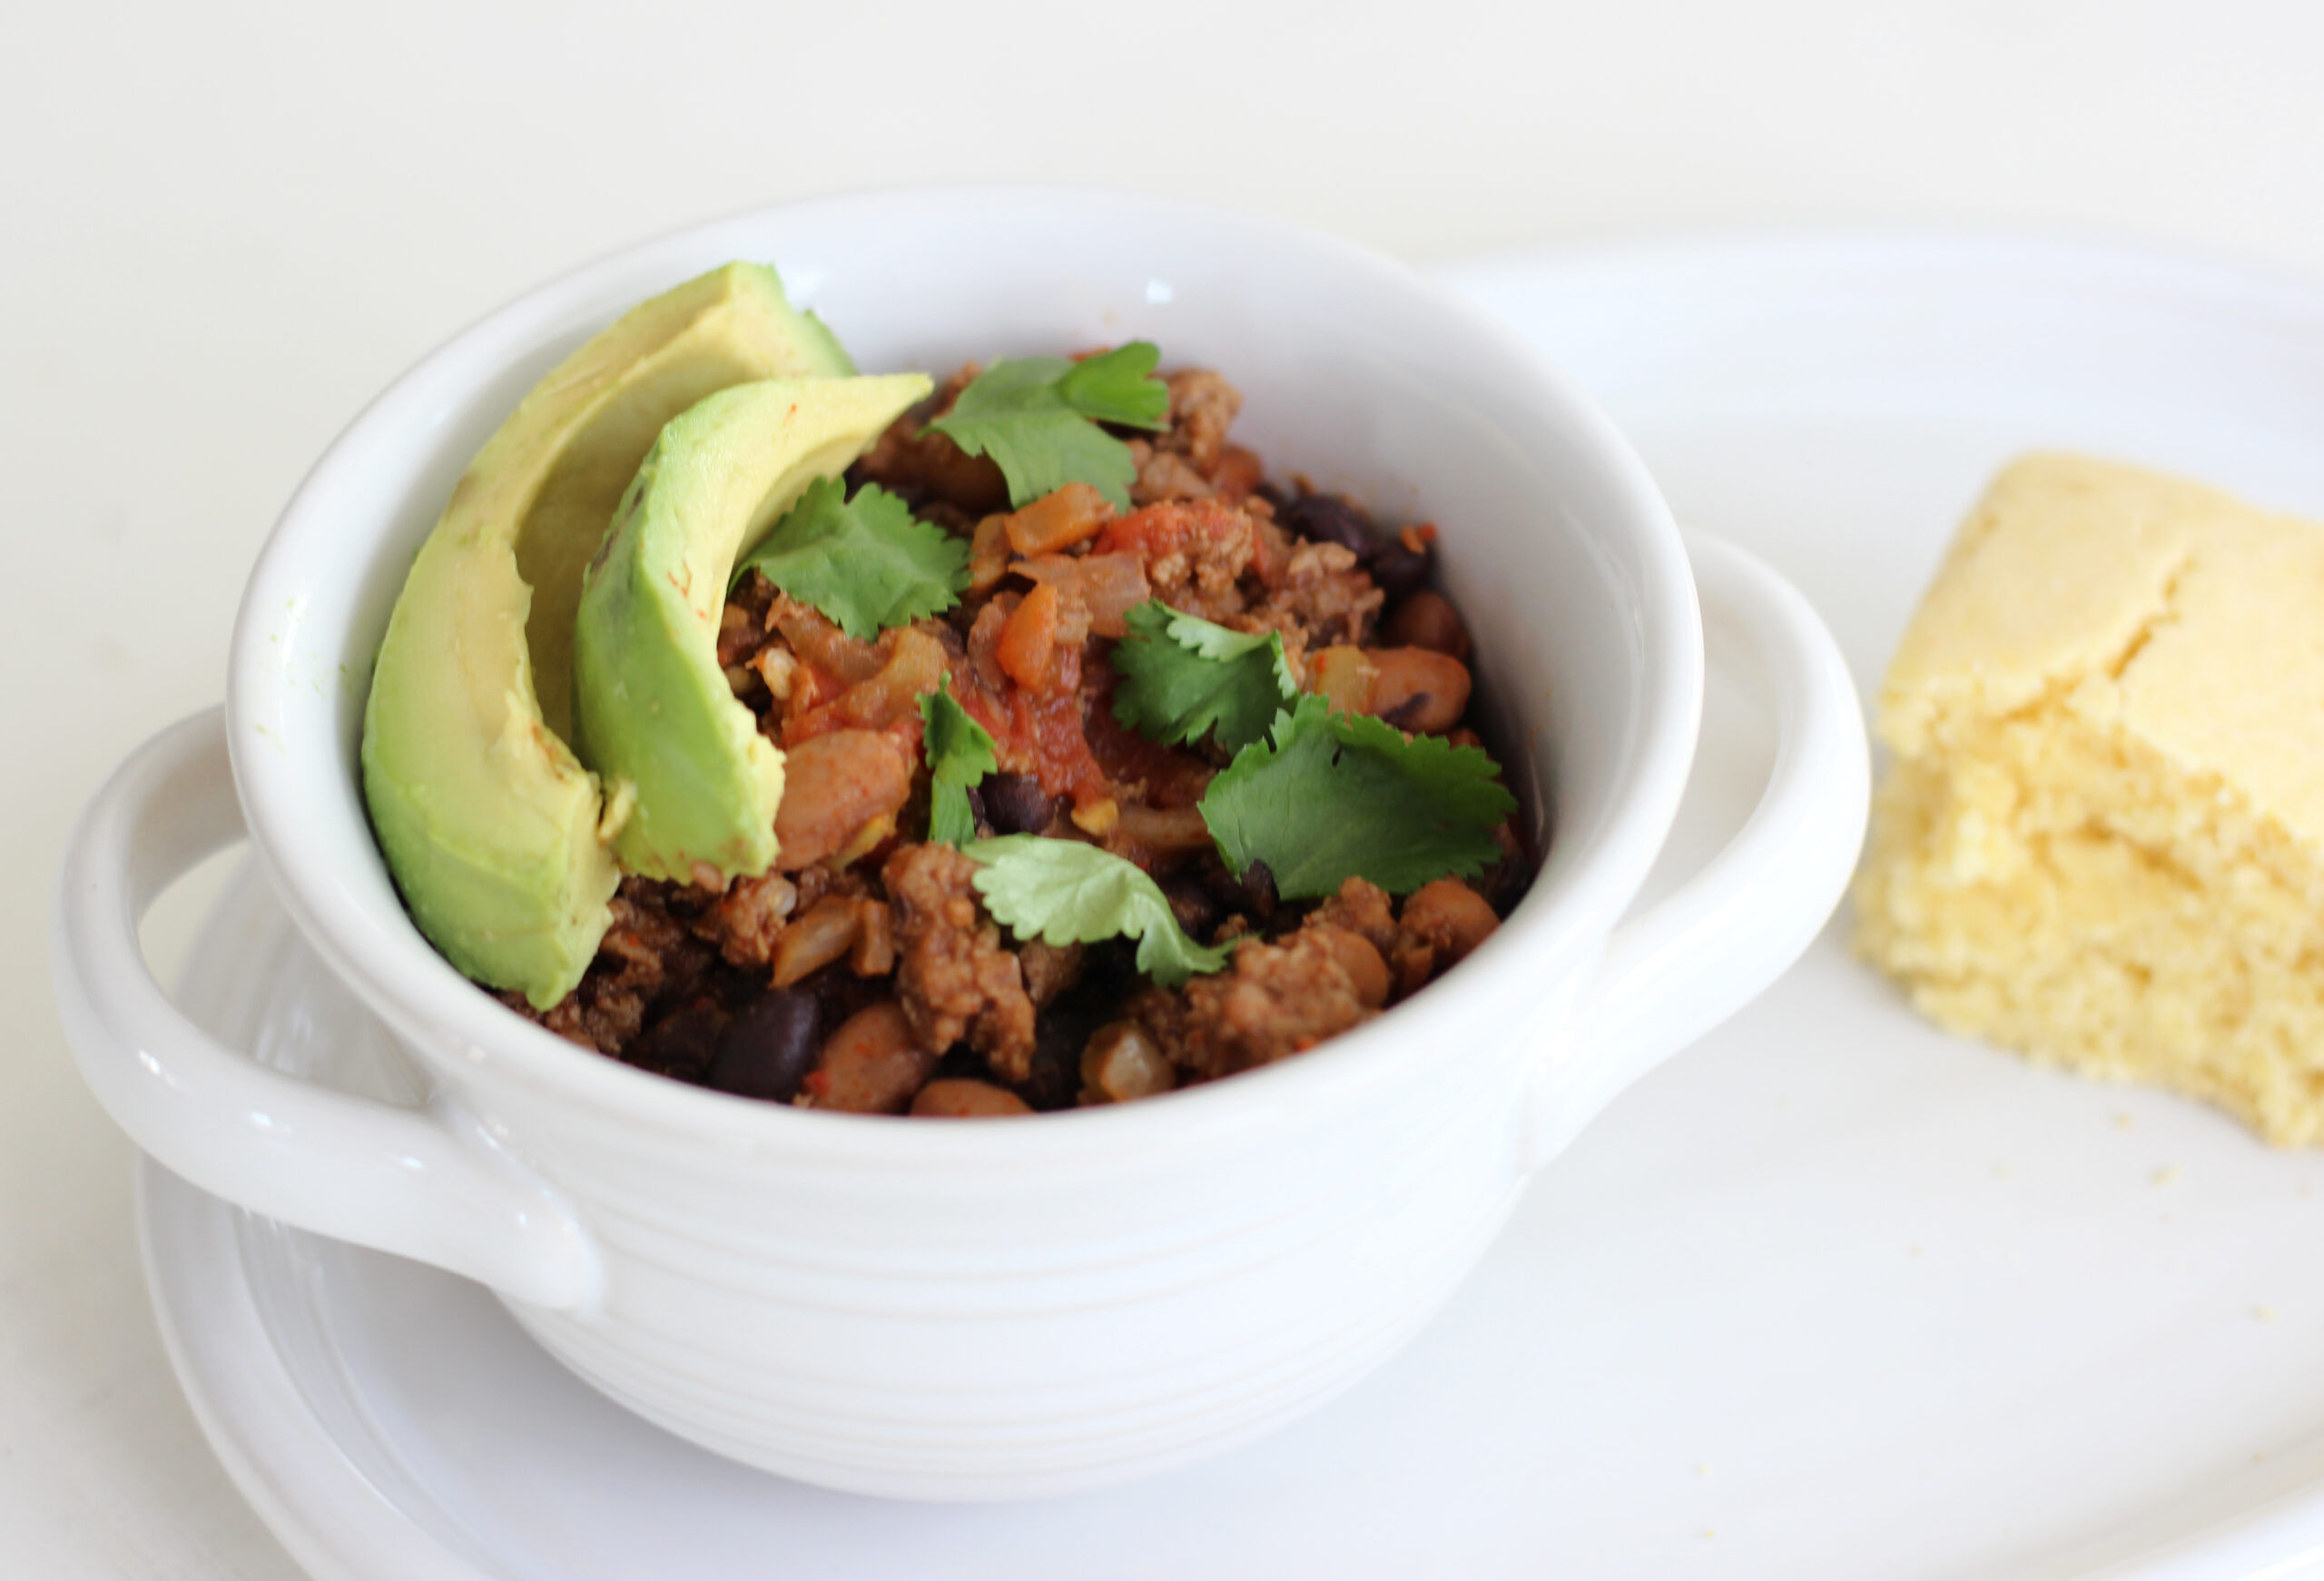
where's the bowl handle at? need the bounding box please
[51,707,603,1311]
[1518,529,1869,1172]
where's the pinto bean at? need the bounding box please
[803,1002,936,1114]
[1305,924,1390,1009]
[909,1079,1034,1118]
[1210,444,1263,503]
[1400,879,1500,968]
[1364,647,1471,735]
[774,730,915,871]
[1383,591,1470,661]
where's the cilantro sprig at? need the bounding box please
[1199,695,1516,899]
[964,835,1230,986]
[1110,600,1296,754]
[920,677,999,846]
[732,478,969,640]
[929,342,1168,511]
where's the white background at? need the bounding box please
[8,3,2324,1574]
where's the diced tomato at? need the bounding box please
[955,647,1108,808]
[1083,683,1213,809]
[1093,497,1246,566]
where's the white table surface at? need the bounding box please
[11,3,2324,1575]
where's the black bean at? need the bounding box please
[964,782,989,835]
[1485,855,1531,919]
[933,1043,987,1083]
[1279,492,1375,556]
[1159,873,1221,940]
[1079,934,1141,993]
[1367,541,1433,600]
[1016,1017,1088,1112]
[628,997,726,1083]
[980,772,1055,835]
[706,989,821,1102]
[1241,859,1279,917]
[1206,857,1277,922]
[1016,972,1118,1112]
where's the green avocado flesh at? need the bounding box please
[362,262,857,1009]
[572,372,932,884]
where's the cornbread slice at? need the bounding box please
[1856,453,2324,1143]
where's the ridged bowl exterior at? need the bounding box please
[389,964,1582,1497]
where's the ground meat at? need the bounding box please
[1141,926,1376,1082]
[692,870,797,969]
[476,353,1531,1115]
[1130,445,1216,505]
[882,843,1039,1080]
[1245,539,1383,650]
[1092,499,1256,622]
[850,367,1009,515]
[1157,370,1241,472]
[717,573,783,677]
[715,602,762,670]
[1310,876,1398,959]
[524,883,714,1056]
[1018,939,1085,1007]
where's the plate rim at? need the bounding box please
[138,228,2324,1581]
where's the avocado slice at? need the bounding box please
[362,263,856,1008]
[572,372,932,884]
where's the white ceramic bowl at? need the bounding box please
[54,189,1867,1500]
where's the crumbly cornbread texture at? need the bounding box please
[1856,453,2324,1144]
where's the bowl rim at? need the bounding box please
[226,183,1702,1168]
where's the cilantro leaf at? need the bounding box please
[928,342,1168,511]
[920,677,999,846]
[1110,599,1296,753]
[963,835,1230,987]
[732,478,968,640]
[1055,341,1171,427]
[1199,695,1517,899]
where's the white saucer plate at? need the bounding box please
[143,235,2324,1580]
